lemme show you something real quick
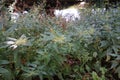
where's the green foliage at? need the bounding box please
[0,6,120,80]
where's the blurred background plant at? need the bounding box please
[0,0,120,80]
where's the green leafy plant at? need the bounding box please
[0,5,120,80]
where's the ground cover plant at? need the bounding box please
[0,3,120,80]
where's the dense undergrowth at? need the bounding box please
[0,6,120,80]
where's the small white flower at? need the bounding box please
[9,44,18,49]
[8,5,14,13]
[5,34,28,50]
[6,41,15,45]
[10,12,20,22]
[23,11,28,14]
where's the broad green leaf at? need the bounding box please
[116,55,120,60]
[111,61,119,69]
[85,65,91,72]
[0,67,9,74]
[0,60,9,65]
[112,45,119,54]
[92,71,99,80]
[115,66,120,78]
[100,41,108,47]
[0,67,12,80]
[115,66,120,73]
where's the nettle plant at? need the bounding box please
[0,6,120,80]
